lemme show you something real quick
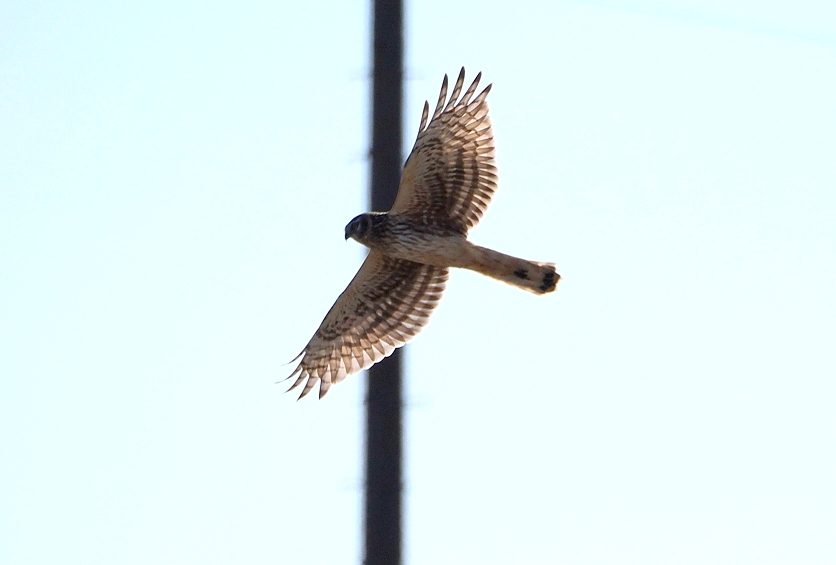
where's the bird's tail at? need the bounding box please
[464,244,559,294]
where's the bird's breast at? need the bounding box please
[364,218,471,267]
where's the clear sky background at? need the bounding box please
[2,1,835,563]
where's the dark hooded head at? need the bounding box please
[344,213,377,243]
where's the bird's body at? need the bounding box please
[287,69,559,399]
[345,212,557,293]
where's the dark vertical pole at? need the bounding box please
[364,1,403,564]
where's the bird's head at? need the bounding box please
[344,214,370,241]
[344,213,380,243]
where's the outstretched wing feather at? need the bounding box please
[392,68,497,234]
[286,251,448,399]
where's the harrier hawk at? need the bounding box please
[286,69,559,399]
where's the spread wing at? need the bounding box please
[391,68,497,234]
[286,251,448,399]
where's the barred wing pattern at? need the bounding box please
[286,251,448,399]
[391,68,497,234]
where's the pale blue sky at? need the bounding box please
[2,1,835,564]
